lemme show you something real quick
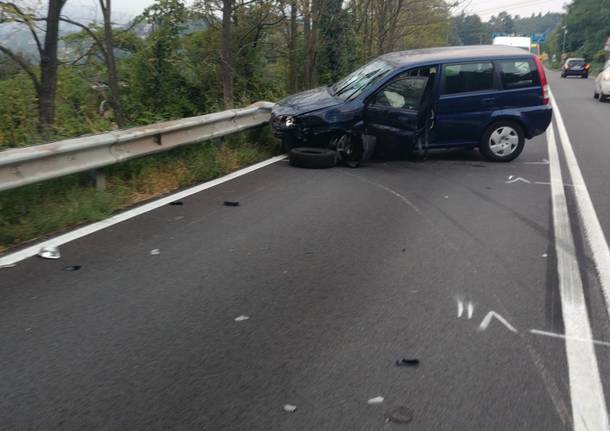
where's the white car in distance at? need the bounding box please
[594,65,610,102]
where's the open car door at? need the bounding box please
[363,67,436,156]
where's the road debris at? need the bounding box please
[283,404,297,413]
[443,195,449,199]
[169,201,184,206]
[223,201,240,207]
[395,358,420,367]
[385,406,414,424]
[542,253,548,258]
[234,315,250,322]
[38,246,61,259]
[367,396,384,405]
[63,265,81,271]
[150,249,161,255]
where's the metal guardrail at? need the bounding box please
[0,101,275,192]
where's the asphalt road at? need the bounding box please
[2,73,610,430]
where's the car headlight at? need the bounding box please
[603,71,610,81]
[284,116,296,128]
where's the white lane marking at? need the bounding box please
[505,176,531,184]
[550,88,610,318]
[0,155,287,266]
[467,302,474,319]
[530,329,610,348]
[478,311,517,333]
[546,122,609,431]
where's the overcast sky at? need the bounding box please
[39,0,568,22]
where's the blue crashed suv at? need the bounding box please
[270,45,552,165]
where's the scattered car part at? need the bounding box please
[367,396,385,405]
[396,358,420,367]
[38,246,61,259]
[234,315,250,322]
[150,249,161,255]
[63,265,81,271]
[283,404,297,413]
[223,201,240,207]
[289,147,337,169]
[169,201,184,206]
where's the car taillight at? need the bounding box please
[532,55,549,105]
[585,64,591,70]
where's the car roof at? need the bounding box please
[566,57,585,61]
[378,45,532,67]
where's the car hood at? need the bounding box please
[273,86,342,116]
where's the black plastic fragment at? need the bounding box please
[169,201,184,206]
[395,358,419,367]
[402,248,406,252]
[223,201,240,207]
[63,265,81,271]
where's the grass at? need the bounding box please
[0,126,279,252]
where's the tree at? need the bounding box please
[0,0,67,136]
[99,0,126,126]
[56,1,128,126]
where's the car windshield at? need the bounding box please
[330,60,394,101]
[568,59,585,66]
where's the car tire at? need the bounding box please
[289,147,337,169]
[561,73,566,78]
[479,120,525,163]
[583,74,588,79]
[600,94,607,103]
[594,91,599,99]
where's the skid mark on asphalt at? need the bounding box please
[338,170,460,252]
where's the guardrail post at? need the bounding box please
[89,169,107,191]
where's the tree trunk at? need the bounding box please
[221,0,234,109]
[309,0,320,87]
[303,0,311,88]
[288,0,298,92]
[38,0,65,136]
[100,0,127,127]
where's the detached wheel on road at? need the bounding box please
[289,147,337,169]
[479,121,525,162]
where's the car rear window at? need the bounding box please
[442,62,494,95]
[498,59,540,89]
[567,59,585,66]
